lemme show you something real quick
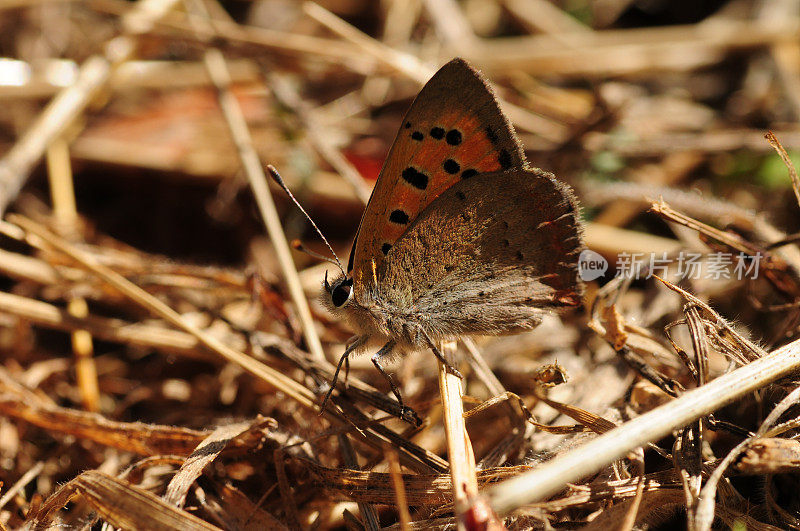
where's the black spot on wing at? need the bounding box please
[411,131,424,141]
[443,159,460,174]
[382,243,392,255]
[446,129,462,145]
[461,169,478,179]
[402,167,428,189]
[430,127,445,139]
[389,209,409,224]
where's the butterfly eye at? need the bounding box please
[331,280,352,307]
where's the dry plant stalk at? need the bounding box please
[29,471,222,530]
[0,0,183,214]
[488,307,800,516]
[386,446,412,530]
[46,136,101,412]
[6,1,800,528]
[766,131,800,206]
[7,214,318,409]
[199,35,326,362]
[437,341,478,523]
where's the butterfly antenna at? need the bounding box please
[291,239,341,268]
[267,165,345,275]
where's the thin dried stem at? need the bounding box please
[0,461,44,511]
[200,37,325,362]
[303,1,563,141]
[267,73,371,204]
[339,434,381,531]
[766,131,800,208]
[0,0,182,215]
[386,445,413,530]
[46,137,100,413]
[303,1,432,84]
[7,214,318,410]
[650,200,757,254]
[437,341,478,526]
[469,18,800,76]
[487,333,800,515]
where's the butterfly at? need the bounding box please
[319,58,584,418]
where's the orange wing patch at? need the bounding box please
[350,59,527,293]
[374,112,512,255]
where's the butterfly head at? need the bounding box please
[322,269,383,340]
[324,270,354,309]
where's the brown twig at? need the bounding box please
[0,462,44,511]
[386,445,413,530]
[198,24,325,361]
[46,137,100,412]
[0,0,182,215]
[7,214,318,410]
[766,131,800,208]
[267,73,371,204]
[437,341,479,524]
[487,327,800,515]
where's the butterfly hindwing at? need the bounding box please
[350,58,526,294]
[380,169,583,337]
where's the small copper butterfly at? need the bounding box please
[316,58,584,417]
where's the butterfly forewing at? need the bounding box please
[380,169,583,337]
[351,59,526,294]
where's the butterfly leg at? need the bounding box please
[342,336,360,389]
[417,327,464,379]
[320,336,365,415]
[370,340,410,415]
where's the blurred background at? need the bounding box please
[3,0,800,529]
[3,0,800,266]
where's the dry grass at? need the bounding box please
[1,0,800,529]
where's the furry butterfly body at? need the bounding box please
[322,58,583,413]
[325,170,582,350]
